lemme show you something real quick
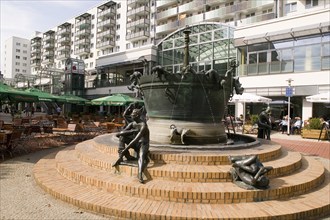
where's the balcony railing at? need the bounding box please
[42,58,54,64]
[178,1,204,14]
[75,29,91,36]
[43,51,54,56]
[57,28,71,35]
[96,40,115,49]
[127,5,150,17]
[76,19,91,27]
[57,45,71,51]
[126,18,150,29]
[43,35,55,42]
[31,41,41,47]
[98,7,116,17]
[43,43,55,48]
[157,7,178,20]
[30,61,41,67]
[57,36,71,43]
[126,30,150,41]
[97,29,116,39]
[74,47,90,55]
[57,53,70,60]
[97,19,116,28]
[76,38,90,45]
[31,48,41,54]
[156,0,177,9]
[31,53,41,59]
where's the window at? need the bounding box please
[117,3,121,9]
[117,14,120,19]
[15,62,20,65]
[23,57,27,60]
[126,43,131,49]
[90,62,93,68]
[285,2,297,14]
[16,55,20,59]
[116,35,120,40]
[16,49,21,53]
[116,24,120,30]
[15,69,20,72]
[306,0,318,8]
[22,70,27,73]
[16,42,21,46]
[23,44,28,47]
[23,50,27,54]
[246,12,255,18]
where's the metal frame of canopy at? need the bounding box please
[24,88,65,102]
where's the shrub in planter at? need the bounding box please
[302,118,326,139]
[305,118,322,130]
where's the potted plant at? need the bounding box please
[243,114,259,134]
[301,118,327,140]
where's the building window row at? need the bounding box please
[238,33,330,76]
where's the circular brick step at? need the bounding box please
[75,141,302,181]
[55,147,324,204]
[91,134,282,165]
[34,151,330,220]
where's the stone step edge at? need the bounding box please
[75,142,302,180]
[55,149,325,204]
[34,154,330,220]
[87,138,283,165]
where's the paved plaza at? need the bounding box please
[0,127,329,219]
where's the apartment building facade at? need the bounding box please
[24,0,329,119]
[1,36,31,80]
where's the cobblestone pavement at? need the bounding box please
[0,133,329,220]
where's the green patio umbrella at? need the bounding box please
[61,94,90,105]
[0,82,38,102]
[24,88,66,102]
[91,94,144,106]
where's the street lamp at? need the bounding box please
[286,78,293,135]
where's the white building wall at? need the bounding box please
[2,36,31,79]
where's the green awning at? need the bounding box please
[0,82,39,102]
[24,88,66,102]
[91,94,144,106]
[61,94,90,105]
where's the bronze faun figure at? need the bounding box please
[113,108,150,183]
[229,155,273,189]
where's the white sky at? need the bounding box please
[0,0,107,68]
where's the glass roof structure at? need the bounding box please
[157,22,236,75]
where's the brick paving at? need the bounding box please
[270,132,330,159]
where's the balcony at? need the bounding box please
[42,57,54,64]
[239,13,275,26]
[126,30,150,41]
[127,5,150,18]
[76,19,91,27]
[57,53,70,60]
[43,51,54,56]
[157,7,177,21]
[236,0,274,12]
[31,41,41,47]
[97,29,116,39]
[30,60,41,67]
[156,0,177,9]
[31,53,41,59]
[57,36,71,43]
[126,18,150,30]
[31,48,41,54]
[178,14,204,27]
[74,47,90,55]
[178,1,204,14]
[43,35,55,42]
[156,20,179,35]
[98,7,116,18]
[97,19,116,28]
[57,28,71,36]
[43,42,55,49]
[75,29,91,36]
[127,0,147,7]
[76,38,90,45]
[96,40,115,49]
[57,45,71,51]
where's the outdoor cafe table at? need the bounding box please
[0,130,13,148]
